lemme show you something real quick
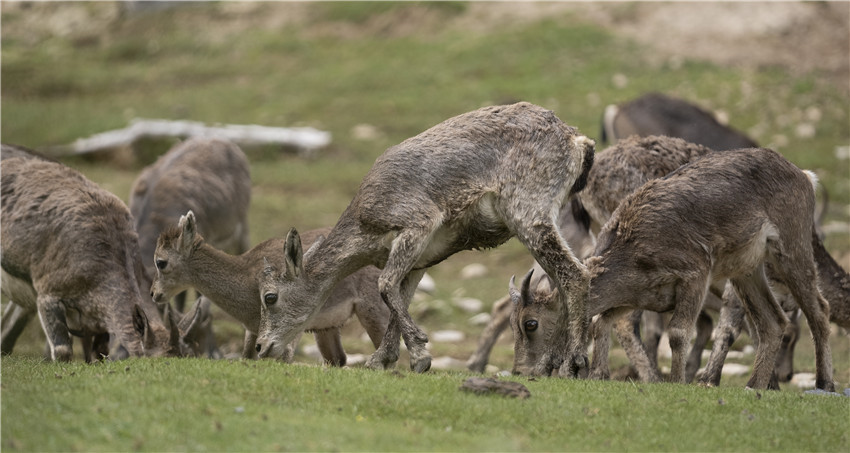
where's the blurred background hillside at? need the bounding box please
[2,1,848,381]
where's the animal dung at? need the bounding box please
[459,377,531,399]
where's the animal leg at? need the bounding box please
[730,266,787,390]
[466,295,511,373]
[314,327,346,367]
[352,293,390,350]
[771,260,834,391]
[774,309,800,382]
[589,308,628,380]
[373,264,429,372]
[242,329,258,359]
[640,310,664,371]
[614,310,660,382]
[1,303,34,355]
[684,310,713,383]
[666,280,707,384]
[698,282,745,386]
[36,295,73,362]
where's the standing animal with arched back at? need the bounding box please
[512,148,834,391]
[256,102,595,376]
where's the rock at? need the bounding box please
[431,330,465,343]
[460,263,488,279]
[346,354,367,366]
[720,363,750,376]
[431,356,468,371]
[791,372,817,389]
[803,388,848,397]
[417,273,436,293]
[459,377,531,399]
[468,312,492,326]
[454,297,483,313]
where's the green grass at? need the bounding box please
[2,356,848,452]
[1,3,849,451]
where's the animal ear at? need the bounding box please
[537,274,554,294]
[178,210,197,250]
[283,228,304,279]
[178,297,207,340]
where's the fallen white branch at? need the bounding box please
[52,118,332,156]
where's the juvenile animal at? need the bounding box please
[601,92,757,150]
[130,137,251,302]
[151,211,390,365]
[512,147,835,391]
[1,156,199,361]
[255,102,595,377]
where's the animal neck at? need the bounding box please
[303,219,377,300]
[186,244,260,326]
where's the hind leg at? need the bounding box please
[730,266,788,390]
[770,263,834,391]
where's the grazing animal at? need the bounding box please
[151,211,390,365]
[130,137,251,358]
[255,102,595,377]
[1,156,200,361]
[512,148,835,391]
[130,138,251,299]
[601,92,757,150]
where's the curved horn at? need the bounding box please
[509,269,535,306]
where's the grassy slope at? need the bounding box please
[1,3,849,451]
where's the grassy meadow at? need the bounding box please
[2,2,849,451]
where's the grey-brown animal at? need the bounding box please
[151,211,390,365]
[255,102,595,377]
[129,137,251,358]
[1,156,201,361]
[512,147,835,391]
[601,92,757,150]
[130,137,251,299]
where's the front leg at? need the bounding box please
[243,329,258,359]
[314,327,346,367]
[1,303,34,355]
[466,295,512,373]
[614,310,661,382]
[36,295,73,362]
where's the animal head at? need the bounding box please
[255,228,324,359]
[509,269,561,376]
[150,211,202,303]
[125,300,206,358]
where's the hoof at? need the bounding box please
[410,356,431,373]
[53,345,73,362]
[366,352,397,370]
